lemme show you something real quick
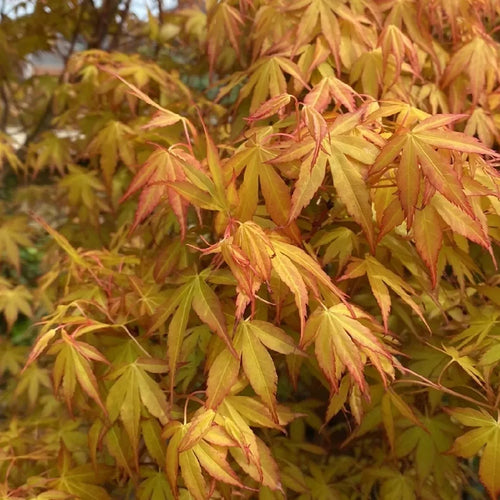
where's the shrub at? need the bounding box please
[1,1,500,498]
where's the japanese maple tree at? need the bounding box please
[1,0,500,498]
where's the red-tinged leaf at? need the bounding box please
[302,105,328,166]
[179,409,216,452]
[235,322,279,421]
[318,0,341,68]
[338,258,367,281]
[203,426,237,448]
[24,328,57,370]
[330,304,393,384]
[413,130,497,156]
[432,193,491,250]
[412,137,473,215]
[121,147,175,202]
[370,133,408,181]
[397,139,420,228]
[141,110,184,130]
[100,66,197,139]
[271,238,347,302]
[289,153,327,222]
[206,348,240,409]
[231,437,282,491]
[304,78,332,112]
[57,334,108,415]
[327,145,375,251]
[234,221,273,281]
[275,56,310,90]
[130,184,166,232]
[313,307,366,391]
[328,76,358,112]
[192,276,237,358]
[413,205,442,287]
[193,440,244,487]
[228,397,285,432]
[220,401,262,463]
[379,24,419,82]
[378,196,405,241]
[411,114,468,133]
[271,251,308,339]
[247,93,292,122]
[179,449,207,500]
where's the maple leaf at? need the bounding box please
[218,395,284,489]
[448,408,500,499]
[49,331,109,415]
[87,120,136,187]
[441,34,499,104]
[165,414,244,499]
[26,132,72,176]
[378,24,420,85]
[206,347,240,410]
[234,320,301,421]
[14,362,51,408]
[137,468,175,500]
[413,204,442,287]
[313,226,358,274]
[371,113,495,228]
[238,56,309,113]
[106,358,169,461]
[275,108,379,250]
[120,146,193,235]
[0,214,32,271]
[289,0,369,71]
[0,282,33,331]
[303,303,393,392]
[340,255,428,332]
[0,133,23,173]
[207,1,243,74]
[382,0,437,67]
[58,164,106,213]
[304,75,359,113]
[0,340,27,377]
[46,446,113,500]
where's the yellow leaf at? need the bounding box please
[179,409,216,452]
[193,440,243,487]
[179,449,207,500]
[235,322,279,420]
[206,348,240,409]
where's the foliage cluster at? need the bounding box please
[1,0,500,498]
